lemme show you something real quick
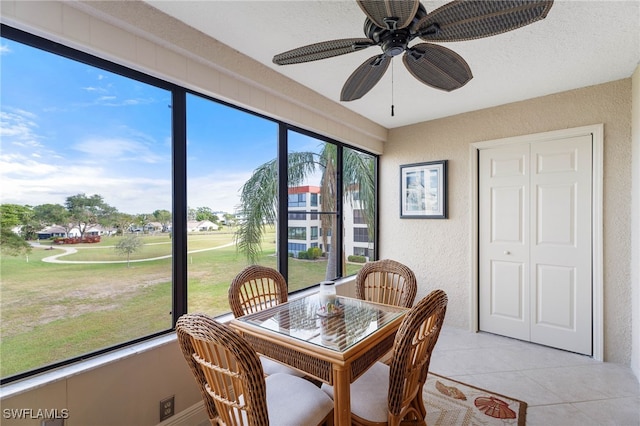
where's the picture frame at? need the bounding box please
[400,160,448,219]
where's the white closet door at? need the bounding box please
[479,134,592,355]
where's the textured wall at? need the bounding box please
[381,79,633,364]
[631,65,640,377]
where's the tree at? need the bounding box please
[234,146,375,280]
[134,213,151,233]
[0,204,33,256]
[114,234,143,267]
[223,213,237,228]
[33,203,71,237]
[112,212,135,236]
[153,209,172,232]
[194,206,218,223]
[65,193,115,239]
[33,203,70,226]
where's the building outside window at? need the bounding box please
[354,228,370,242]
[354,247,370,258]
[288,227,307,240]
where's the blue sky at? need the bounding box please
[0,36,324,215]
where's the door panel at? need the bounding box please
[480,144,529,340]
[492,186,525,243]
[530,136,592,354]
[536,184,575,246]
[536,264,575,329]
[490,260,525,320]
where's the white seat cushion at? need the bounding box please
[321,361,390,423]
[260,355,305,377]
[266,373,334,425]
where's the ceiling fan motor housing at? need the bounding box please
[382,30,410,56]
[364,18,410,57]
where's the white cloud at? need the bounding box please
[0,153,59,177]
[0,109,40,142]
[0,160,172,214]
[188,170,252,213]
[82,86,108,93]
[72,137,167,164]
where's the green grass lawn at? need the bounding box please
[0,231,363,378]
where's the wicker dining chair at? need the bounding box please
[355,259,418,308]
[321,289,448,426]
[228,265,289,317]
[176,313,334,426]
[228,265,304,377]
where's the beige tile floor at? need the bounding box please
[430,327,640,426]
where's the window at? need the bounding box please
[287,243,307,256]
[354,247,370,257]
[354,228,370,243]
[287,132,338,287]
[185,93,277,317]
[0,25,378,383]
[288,212,306,220]
[288,227,307,240]
[344,147,376,260]
[288,193,306,207]
[354,209,366,224]
[1,27,173,381]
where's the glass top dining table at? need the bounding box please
[236,292,407,352]
[230,292,409,425]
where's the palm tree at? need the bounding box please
[235,144,375,280]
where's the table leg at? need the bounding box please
[332,364,351,425]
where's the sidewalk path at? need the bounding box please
[33,241,236,264]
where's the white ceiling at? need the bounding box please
[144,1,640,129]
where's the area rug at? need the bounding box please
[424,373,527,426]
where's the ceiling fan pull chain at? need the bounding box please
[391,59,395,117]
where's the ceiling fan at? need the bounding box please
[273,0,554,102]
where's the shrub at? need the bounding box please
[348,255,367,263]
[297,251,308,259]
[307,247,322,260]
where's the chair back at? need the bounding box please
[388,289,448,423]
[355,259,417,308]
[176,313,269,426]
[228,265,288,317]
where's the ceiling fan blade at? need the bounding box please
[403,43,472,92]
[273,38,375,65]
[357,0,420,30]
[415,0,553,42]
[341,54,390,101]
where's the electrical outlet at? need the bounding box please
[159,395,175,422]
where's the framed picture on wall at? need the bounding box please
[400,160,448,219]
